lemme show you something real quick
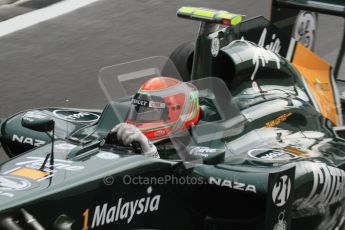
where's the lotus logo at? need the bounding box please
[0,176,31,191]
[53,110,100,123]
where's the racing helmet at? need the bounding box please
[126,77,200,141]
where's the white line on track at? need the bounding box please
[0,0,100,38]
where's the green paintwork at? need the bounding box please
[0,5,345,230]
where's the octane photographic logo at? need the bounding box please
[53,110,100,123]
[82,186,161,229]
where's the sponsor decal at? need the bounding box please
[132,99,165,109]
[82,187,161,229]
[23,110,48,120]
[293,11,317,50]
[248,148,298,161]
[250,28,281,81]
[296,164,345,210]
[211,37,220,57]
[10,167,48,180]
[12,134,46,147]
[132,98,148,107]
[208,177,256,193]
[96,152,120,160]
[257,28,281,54]
[13,157,84,181]
[273,210,287,230]
[282,146,308,157]
[189,147,217,157]
[154,130,166,137]
[231,28,281,82]
[149,101,165,109]
[53,110,100,123]
[0,176,31,191]
[265,113,292,128]
[54,143,77,154]
[272,175,291,207]
[16,157,84,172]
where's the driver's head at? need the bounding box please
[126,76,200,141]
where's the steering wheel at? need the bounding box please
[102,132,142,154]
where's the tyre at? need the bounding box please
[169,41,195,82]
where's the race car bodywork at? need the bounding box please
[1,6,345,230]
[270,0,345,108]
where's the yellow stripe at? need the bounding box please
[193,9,215,18]
[230,15,242,25]
[178,6,194,14]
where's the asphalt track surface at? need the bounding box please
[0,0,344,162]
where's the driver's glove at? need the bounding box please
[111,123,160,158]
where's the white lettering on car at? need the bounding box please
[12,134,46,147]
[16,157,84,172]
[250,28,281,81]
[208,177,256,193]
[296,164,345,210]
[257,27,281,54]
[53,110,100,123]
[88,187,161,228]
[0,176,31,191]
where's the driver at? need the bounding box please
[111,76,200,158]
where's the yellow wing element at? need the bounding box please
[292,43,339,126]
[177,6,243,26]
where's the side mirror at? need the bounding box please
[22,111,54,132]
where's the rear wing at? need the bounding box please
[271,0,345,78]
[177,6,343,126]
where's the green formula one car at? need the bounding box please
[1,5,345,230]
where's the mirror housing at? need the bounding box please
[22,111,54,132]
